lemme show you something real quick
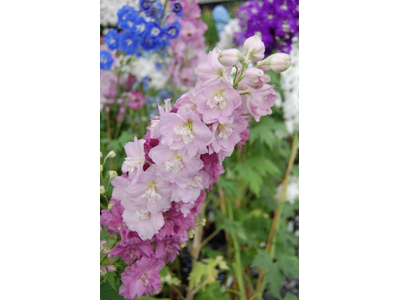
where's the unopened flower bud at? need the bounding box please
[106,150,116,159]
[108,170,117,179]
[188,229,195,238]
[107,203,113,210]
[106,265,116,272]
[257,53,291,73]
[100,151,103,158]
[180,242,186,248]
[218,49,246,67]
[243,35,265,62]
[258,64,270,72]
[100,267,107,276]
[200,218,206,226]
[100,186,105,194]
[100,164,103,172]
[243,67,265,89]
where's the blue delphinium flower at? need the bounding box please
[119,10,138,31]
[139,0,152,12]
[118,32,139,55]
[132,16,147,37]
[212,5,231,37]
[166,21,180,39]
[100,51,114,70]
[117,6,137,29]
[172,1,183,18]
[159,88,172,100]
[155,63,163,71]
[105,29,119,50]
[142,76,149,92]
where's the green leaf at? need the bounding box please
[277,256,299,277]
[196,282,230,300]
[100,281,123,300]
[251,249,273,271]
[118,131,135,146]
[267,263,284,299]
[105,272,118,291]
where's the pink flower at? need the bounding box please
[171,171,210,204]
[200,153,225,189]
[109,237,154,265]
[100,71,118,102]
[122,200,165,241]
[208,111,249,161]
[100,198,125,235]
[155,238,181,263]
[241,84,278,122]
[126,90,146,110]
[157,105,215,158]
[125,165,172,214]
[149,144,204,188]
[121,137,146,182]
[119,257,164,299]
[195,79,241,124]
[194,47,232,88]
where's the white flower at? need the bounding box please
[216,19,242,50]
[100,0,140,27]
[280,39,299,134]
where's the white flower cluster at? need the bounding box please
[131,54,171,90]
[100,0,139,27]
[216,19,241,51]
[280,39,299,134]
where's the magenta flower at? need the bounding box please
[119,257,164,299]
[121,136,146,182]
[155,238,181,263]
[195,79,241,124]
[126,90,146,110]
[109,237,154,265]
[157,105,215,158]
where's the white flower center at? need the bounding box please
[217,124,234,140]
[124,157,141,173]
[207,94,226,111]
[173,122,194,144]
[190,176,203,188]
[141,182,161,202]
[150,119,160,130]
[165,156,184,173]
[141,274,149,286]
[135,210,150,220]
[127,20,133,28]
[151,27,160,36]
[137,23,145,32]
[126,38,133,46]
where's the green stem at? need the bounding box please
[226,196,246,300]
[100,203,107,210]
[225,288,242,296]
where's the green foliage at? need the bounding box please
[195,282,231,300]
[188,256,229,294]
[201,9,219,50]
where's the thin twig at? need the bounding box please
[200,227,222,249]
[170,285,186,300]
[255,134,299,293]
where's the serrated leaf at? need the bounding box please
[264,159,281,175]
[251,249,273,271]
[277,256,299,277]
[267,263,284,299]
[235,163,263,197]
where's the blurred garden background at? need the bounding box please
[100,1,299,299]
